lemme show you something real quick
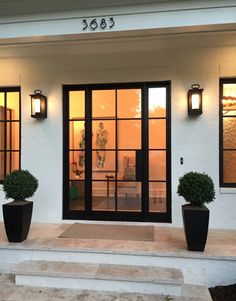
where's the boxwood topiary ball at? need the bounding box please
[177,171,215,207]
[3,170,38,201]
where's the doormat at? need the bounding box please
[59,223,154,241]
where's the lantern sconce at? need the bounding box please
[188,84,203,115]
[30,90,47,119]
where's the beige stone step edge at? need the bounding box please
[14,260,184,285]
[0,273,212,301]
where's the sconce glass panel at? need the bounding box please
[188,84,203,115]
[31,90,47,118]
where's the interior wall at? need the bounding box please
[0,34,236,229]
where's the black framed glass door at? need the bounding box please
[63,82,171,222]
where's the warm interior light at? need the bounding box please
[188,84,203,115]
[33,98,41,114]
[191,94,200,110]
[149,88,166,113]
[30,90,47,118]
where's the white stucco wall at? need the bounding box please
[0,31,236,229]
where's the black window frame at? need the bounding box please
[0,87,21,183]
[219,78,236,187]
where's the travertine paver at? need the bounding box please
[96,264,183,284]
[0,223,236,259]
[182,284,212,300]
[0,273,14,285]
[15,260,183,285]
[0,278,212,301]
[0,285,212,301]
[15,261,99,278]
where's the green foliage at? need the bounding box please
[3,170,38,201]
[177,172,215,207]
[164,296,174,301]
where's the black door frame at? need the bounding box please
[63,81,171,222]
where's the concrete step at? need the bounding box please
[14,260,184,296]
[0,282,212,301]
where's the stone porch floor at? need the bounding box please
[0,222,235,259]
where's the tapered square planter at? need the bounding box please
[3,201,33,242]
[182,204,209,252]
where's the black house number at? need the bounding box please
[82,17,115,31]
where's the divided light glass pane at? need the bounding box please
[118,120,141,149]
[223,151,236,183]
[6,122,20,150]
[117,89,141,118]
[69,121,85,150]
[69,180,85,211]
[149,182,166,213]
[6,151,19,174]
[92,90,115,119]
[222,84,236,116]
[117,181,141,212]
[69,151,85,180]
[149,119,166,149]
[0,122,4,150]
[0,152,4,180]
[92,150,115,180]
[148,87,166,117]
[92,120,115,150]
[223,117,236,149]
[69,91,85,119]
[117,151,136,181]
[92,181,115,211]
[0,93,5,120]
[149,151,166,181]
[6,92,20,120]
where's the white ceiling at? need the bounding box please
[0,0,179,16]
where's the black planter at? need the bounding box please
[2,201,33,242]
[182,204,209,252]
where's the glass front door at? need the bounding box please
[63,82,171,222]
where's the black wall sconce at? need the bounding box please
[188,84,203,115]
[30,90,47,119]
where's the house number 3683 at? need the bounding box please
[82,17,115,31]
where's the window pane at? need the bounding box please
[92,120,115,149]
[117,181,141,212]
[69,180,85,211]
[92,90,115,118]
[149,119,166,149]
[223,151,236,183]
[117,151,136,181]
[149,182,166,212]
[117,89,141,118]
[0,122,4,150]
[6,92,20,120]
[69,151,85,180]
[6,122,20,150]
[0,152,4,180]
[0,93,4,120]
[92,151,115,179]
[69,91,85,119]
[149,87,166,117]
[223,117,236,149]
[118,120,141,149]
[149,151,166,181]
[69,121,85,150]
[6,151,19,175]
[92,181,115,211]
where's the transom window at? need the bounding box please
[220,79,236,187]
[0,87,20,182]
